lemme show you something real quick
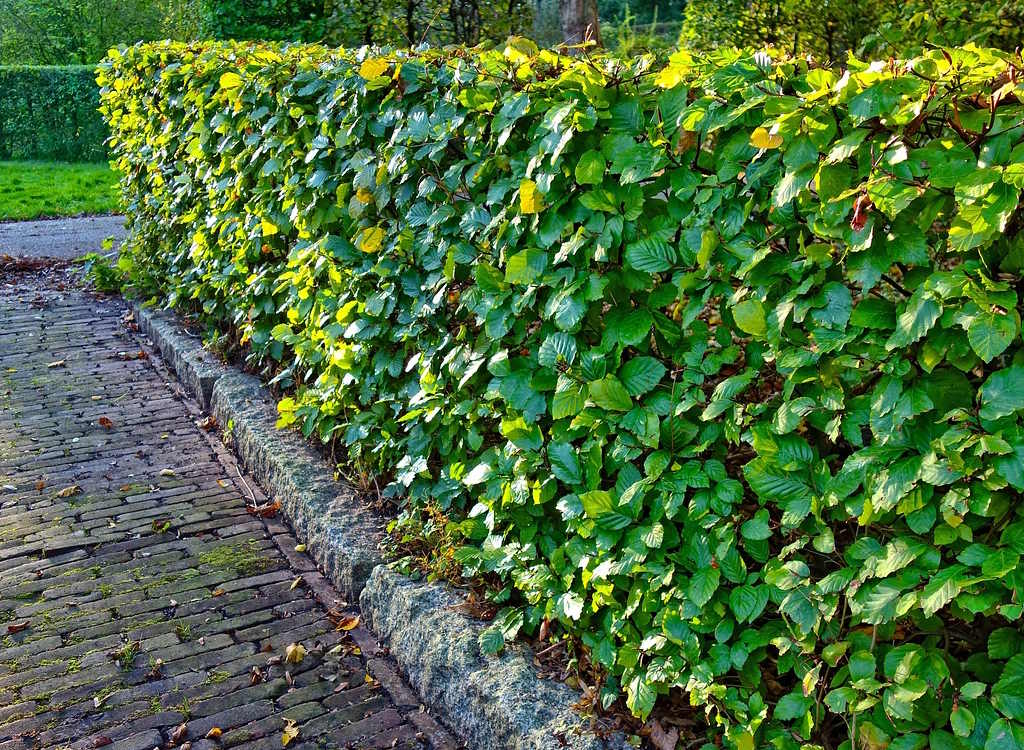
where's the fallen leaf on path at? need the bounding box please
[1,484,15,492]
[159,468,176,477]
[92,737,112,748]
[335,614,360,631]
[294,544,306,553]
[7,621,30,634]
[211,589,225,597]
[246,501,281,518]
[289,577,302,591]
[56,485,81,498]
[196,415,218,431]
[98,416,114,429]
[170,722,188,745]
[284,643,306,664]
[34,480,45,491]
[205,728,222,740]
[250,666,265,685]
[47,359,66,368]
[282,719,299,747]
[152,519,172,533]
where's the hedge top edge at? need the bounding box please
[99,39,1024,750]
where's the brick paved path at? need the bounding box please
[0,276,457,750]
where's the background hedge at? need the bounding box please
[100,41,1024,749]
[0,65,106,161]
[197,0,327,42]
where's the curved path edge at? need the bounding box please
[130,300,623,750]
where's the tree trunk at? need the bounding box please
[558,0,600,49]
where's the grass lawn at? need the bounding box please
[0,161,120,221]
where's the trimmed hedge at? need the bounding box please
[99,41,1024,749]
[0,66,107,162]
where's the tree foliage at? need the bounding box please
[100,38,1024,749]
[0,66,106,160]
[680,0,1023,62]
[195,0,531,47]
[0,0,196,64]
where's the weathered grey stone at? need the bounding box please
[132,302,229,409]
[209,372,382,601]
[361,566,618,750]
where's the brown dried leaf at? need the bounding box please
[98,416,114,429]
[246,500,281,518]
[7,621,29,635]
[644,719,679,750]
[170,722,188,745]
[335,614,360,632]
[92,737,112,748]
[35,480,46,492]
[146,659,164,680]
[56,485,81,498]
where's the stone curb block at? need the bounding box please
[131,302,228,410]
[361,567,612,750]
[209,372,382,601]
[130,301,620,750]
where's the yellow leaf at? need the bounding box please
[336,614,360,631]
[261,219,279,237]
[56,485,81,498]
[655,50,693,88]
[735,732,754,750]
[284,643,306,664]
[750,127,783,149]
[358,58,389,80]
[294,544,306,552]
[282,718,299,747]
[206,728,222,740]
[219,71,242,90]
[355,188,373,204]
[519,179,542,214]
[289,577,302,591]
[358,227,385,254]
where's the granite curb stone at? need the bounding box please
[130,301,621,750]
